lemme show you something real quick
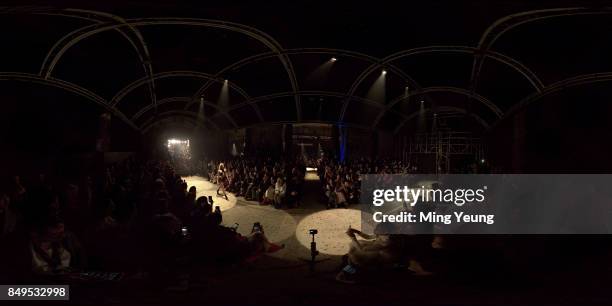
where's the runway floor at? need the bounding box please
[183,171,366,261]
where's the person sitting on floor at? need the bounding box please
[262,184,275,205]
[336,226,402,284]
[273,178,286,209]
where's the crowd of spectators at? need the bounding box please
[0,153,496,286]
[0,157,279,286]
[207,157,306,209]
[316,157,414,208]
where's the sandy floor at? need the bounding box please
[183,172,368,261]
[182,176,237,211]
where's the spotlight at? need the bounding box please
[331,57,337,62]
[224,79,228,83]
[382,69,387,75]
[481,159,486,164]
[420,100,424,103]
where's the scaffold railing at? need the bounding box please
[399,131,485,174]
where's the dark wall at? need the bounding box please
[0,82,142,179]
[246,125,283,158]
[487,82,612,173]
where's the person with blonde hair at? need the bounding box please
[216,163,229,200]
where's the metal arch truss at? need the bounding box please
[381,46,544,91]
[5,7,612,134]
[141,115,210,134]
[142,117,377,134]
[110,71,245,106]
[394,106,490,134]
[133,96,237,128]
[111,70,262,126]
[140,110,219,132]
[469,7,612,99]
[339,45,544,124]
[375,86,502,131]
[493,72,612,129]
[187,47,398,109]
[0,72,138,130]
[150,91,391,129]
[180,90,491,133]
[6,70,603,137]
[35,17,301,123]
[26,8,159,113]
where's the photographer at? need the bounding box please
[336,226,401,284]
[246,222,284,256]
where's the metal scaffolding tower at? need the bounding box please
[404,131,484,174]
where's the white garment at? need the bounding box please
[264,187,275,200]
[274,183,286,196]
[30,243,71,274]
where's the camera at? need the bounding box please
[252,222,263,233]
[309,229,318,235]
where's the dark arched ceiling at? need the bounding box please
[1,1,611,134]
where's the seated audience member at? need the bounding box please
[152,192,182,230]
[174,181,188,207]
[336,226,402,284]
[27,215,86,276]
[0,192,18,239]
[325,179,337,209]
[183,186,197,217]
[253,174,269,202]
[273,178,286,208]
[211,205,222,226]
[9,175,27,208]
[285,173,302,208]
[335,183,348,208]
[24,190,61,229]
[146,193,185,266]
[189,196,212,222]
[93,199,119,233]
[244,174,258,201]
[262,184,275,205]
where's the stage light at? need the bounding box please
[331,57,337,62]
[219,79,230,108]
[420,100,424,103]
[481,159,486,164]
[366,70,387,104]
